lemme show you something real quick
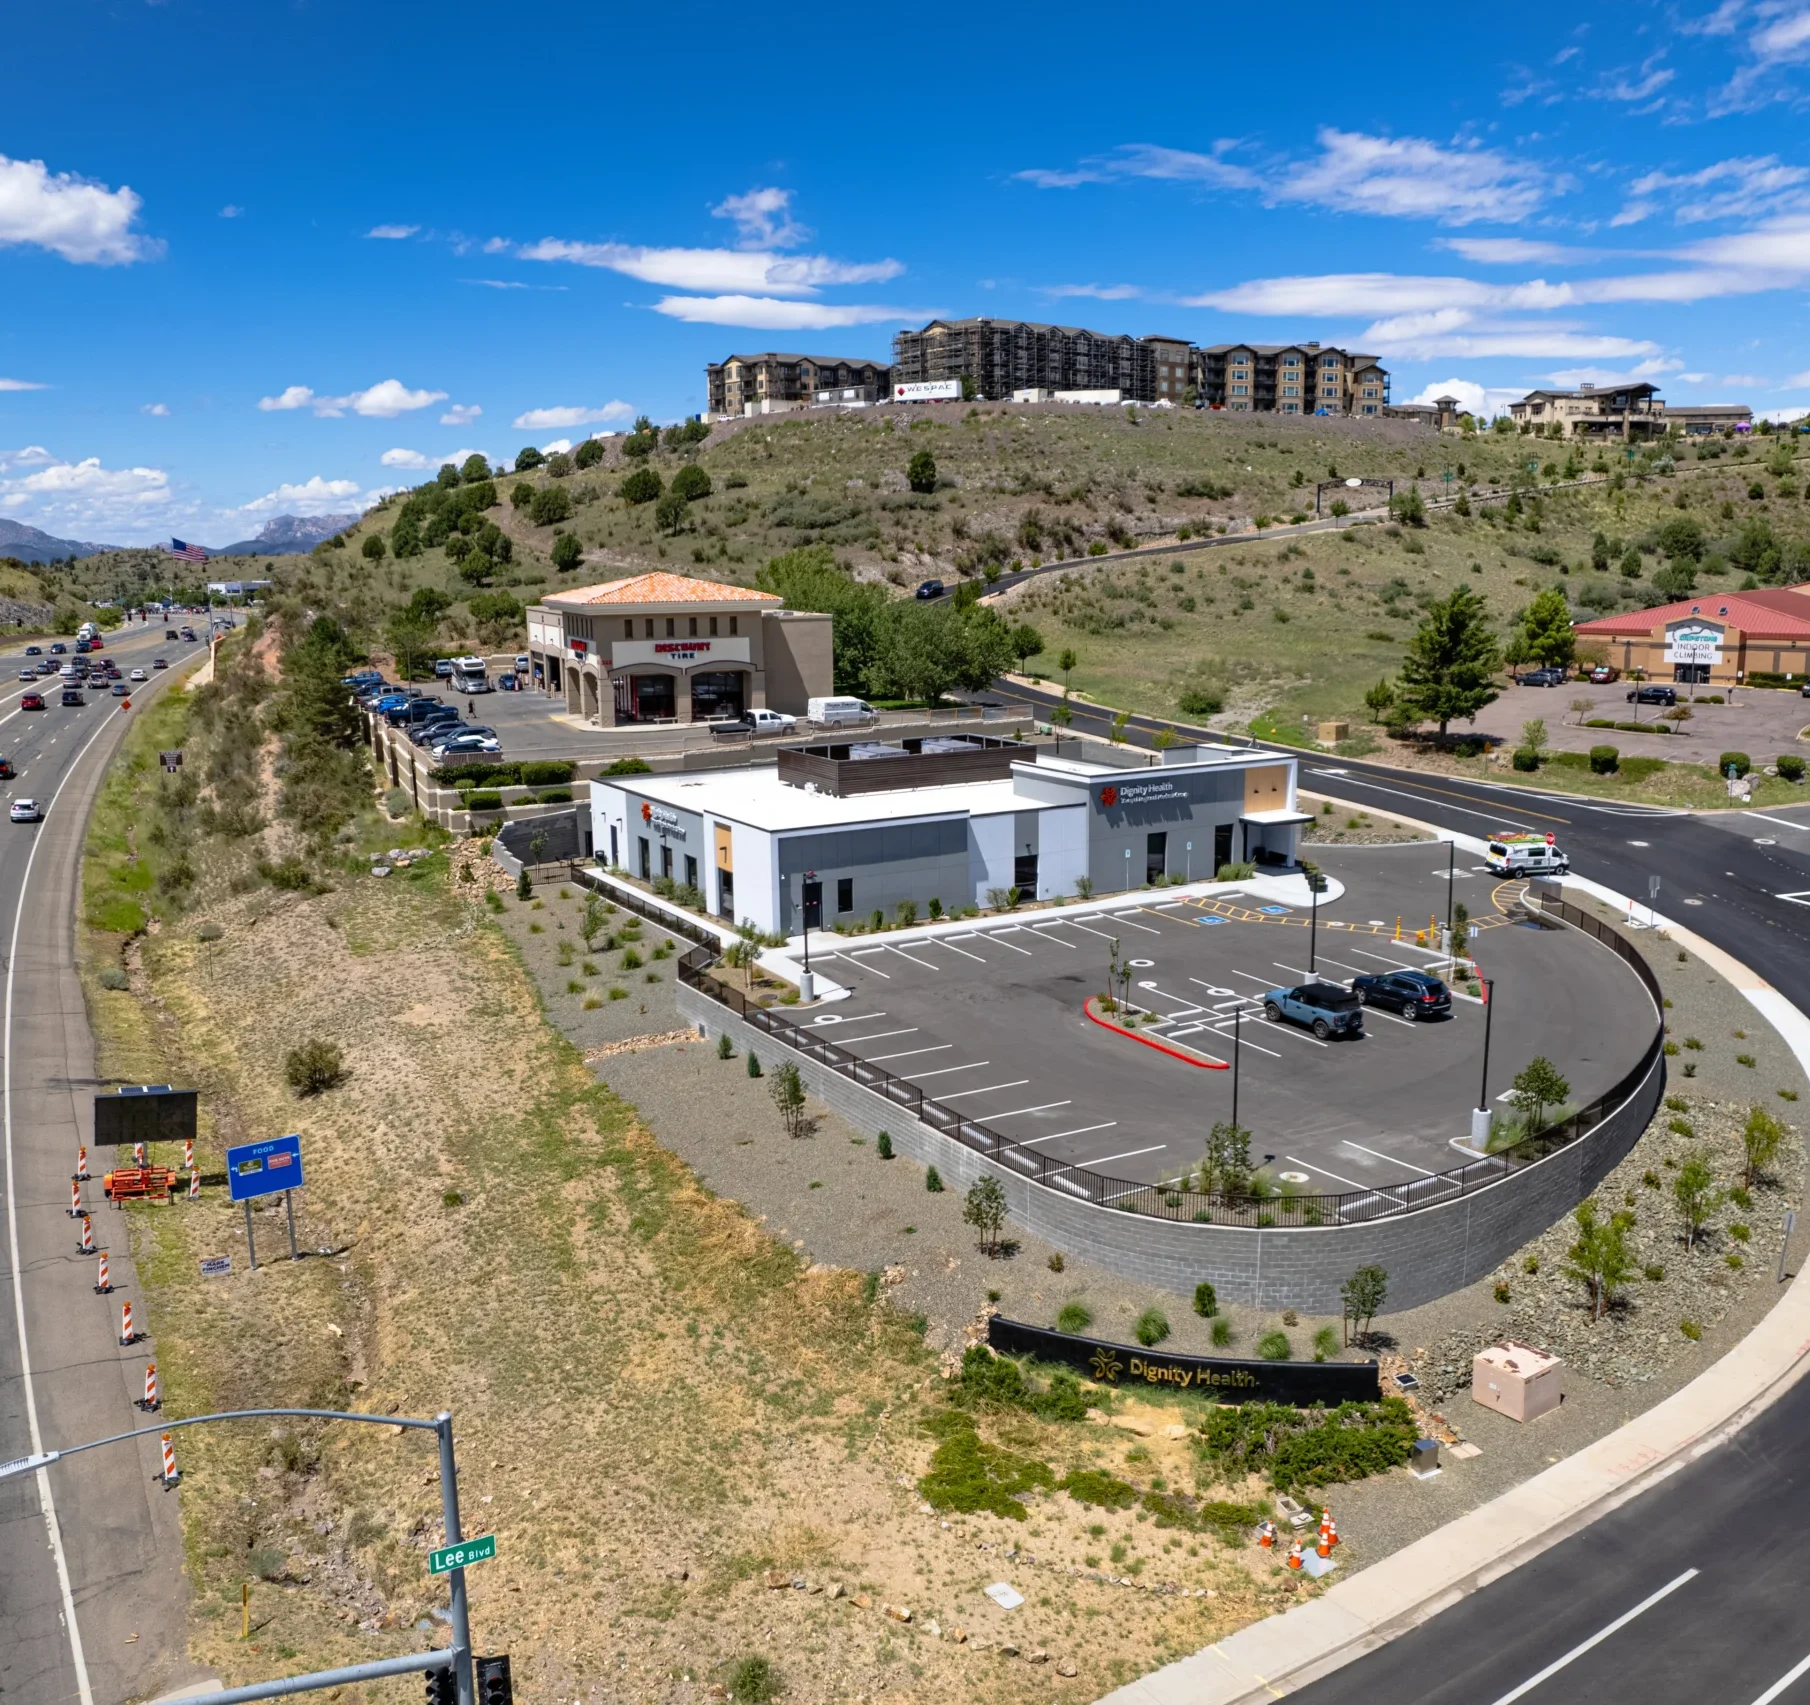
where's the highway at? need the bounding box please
[0,619,211,1705]
[988,676,1810,1704]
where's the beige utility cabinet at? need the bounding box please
[1471,1341,1564,1422]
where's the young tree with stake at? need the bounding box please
[963,1175,1009,1257]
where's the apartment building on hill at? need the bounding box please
[705,352,893,417]
[1195,344,1389,416]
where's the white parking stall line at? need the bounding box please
[1014,1121,1119,1147]
[1747,1646,1810,1705]
[810,1011,886,1027]
[1059,919,1123,942]
[1105,911,1163,934]
[1186,1022,1282,1059]
[1286,1154,1371,1191]
[935,1079,1032,1100]
[937,938,988,962]
[980,1100,1073,1121]
[832,1027,919,1045]
[818,949,891,979]
[865,1044,954,1062]
[1026,924,1078,947]
[977,931,1036,956]
[883,943,943,970]
[910,1060,993,1079]
[1349,946,1438,973]
[1078,1144,1167,1170]
[1343,1140,1438,1178]
[1140,983,1207,1016]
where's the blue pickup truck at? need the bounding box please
[1261,982,1365,1040]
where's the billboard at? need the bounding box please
[94,1086,198,1150]
[1664,619,1724,665]
[893,380,962,403]
[226,1134,305,1203]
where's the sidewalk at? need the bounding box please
[1096,843,1810,1704]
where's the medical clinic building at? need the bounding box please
[592,738,1306,933]
[525,571,832,726]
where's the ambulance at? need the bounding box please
[1485,831,1570,877]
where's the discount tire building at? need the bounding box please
[591,737,1306,933]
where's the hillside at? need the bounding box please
[0,517,113,563]
[214,511,360,556]
[289,404,1810,734]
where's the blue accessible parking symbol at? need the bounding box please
[1257,905,1291,915]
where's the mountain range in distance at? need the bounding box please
[0,512,359,563]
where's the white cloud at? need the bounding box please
[141,402,170,416]
[0,153,158,264]
[1401,378,1525,419]
[219,204,243,219]
[511,402,634,429]
[1437,237,1594,265]
[482,237,510,254]
[517,240,902,296]
[1357,310,1661,361]
[366,223,419,240]
[1617,155,1810,226]
[1188,271,1572,316]
[1039,282,1142,299]
[0,377,47,391]
[1717,4,1810,107]
[1018,129,1548,225]
[0,445,54,466]
[440,403,482,425]
[649,294,930,329]
[713,187,808,249]
[237,475,363,515]
[257,378,448,418]
[539,439,574,456]
[380,446,488,472]
[1721,371,1770,386]
[0,453,172,531]
[1544,359,1684,385]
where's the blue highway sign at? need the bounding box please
[226,1134,304,1203]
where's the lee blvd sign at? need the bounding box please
[429,1533,497,1575]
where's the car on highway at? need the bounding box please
[914,579,945,601]
[23,645,40,655]
[111,681,128,696]
[1588,664,1620,683]
[1351,969,1452,1020]
[20,691,43,710]
[129,667,147,681]
[151,657,169,669]
[1519,666,1566,687]
[1261,981,1365,1040]
[36,659,56,675]
[10,799,40,823]
[180,627,196,641]
[61,687,85,706]
[1628,682,1677,705]
[18,668,35,682]
[0,759,14,779]
[165,628,180,640]
[49,642,66,654]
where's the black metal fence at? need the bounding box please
[628,868,1665,1231]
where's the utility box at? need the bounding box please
[1317,720,1350,745]
[1471,1341,1564,1422]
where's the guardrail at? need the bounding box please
[673,880,1666,1231]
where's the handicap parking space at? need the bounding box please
[804,851,1656,1204]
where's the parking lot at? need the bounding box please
[796,844,1656,1199]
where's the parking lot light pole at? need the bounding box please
[1444,841,1455,944]
[1473,978,1497,1150]
[1230,1003,1242,1133]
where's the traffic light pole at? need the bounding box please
[0,1406,475,1705]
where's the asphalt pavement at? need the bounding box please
[0,620,211,1705]
[986,676,1810,1705]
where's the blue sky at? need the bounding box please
[9,0,1810,544]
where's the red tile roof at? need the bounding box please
[1575,582,1810,638]
[550,572,779,607]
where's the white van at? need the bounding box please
[808,695,877,728]
[1486,834,1570,877]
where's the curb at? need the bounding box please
[1096,802,1810,1705]
[1082,996,1227,1068]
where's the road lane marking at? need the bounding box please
[1486,1568,1698,1705]
[1748,1648,1810,1705]
[1744,810,1810,831]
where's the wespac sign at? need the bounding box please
[1095,777,1183,811]
[988,1316,1381,1405]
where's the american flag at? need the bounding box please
[166,538,209,563]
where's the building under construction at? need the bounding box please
[889,318,1189,403]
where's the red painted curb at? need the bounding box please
[1083,997,1228,1068]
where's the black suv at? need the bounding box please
[1628,683,1677,706]
[1351,969,1452,1020]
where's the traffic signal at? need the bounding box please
[425,1664,457,1705]
[476,1655,514,1703]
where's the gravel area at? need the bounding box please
[487,856,1810,1580]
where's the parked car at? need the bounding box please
[1628,683,1677,706]
[409,716,465,746]
[451,654,486,674]
[1519,666,1566,687]
[1351,969,1452,1020]
[433,732,501,757]
[151,657,169,670]
[514,653,530,672]
[1801,680,1810,699]
[1262,982,1364,1039]
[734,707,798,736]
[129,667,147,681]
[433,658,456,678]
[20,691,43,710]
[914,579,945,601]
[450,672,492,695]
[1588,664,1620,684]
[10,799,41,822]
[1486,834,1571,876]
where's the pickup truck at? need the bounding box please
[1261,982,1365,1040]
[721,708,798,737]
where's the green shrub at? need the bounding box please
[726,1655,780,1703]
[99,966,130,990]
[1312,1326,1339,1361]
[1177,686,1224,717]
[283,1039,344,1097]
[1059,1469,1138,1510]
[1199,1397,1417,1492]
[716,1031,734,1060]
[917,1412,1052,1520]
[925,1165,944,1192]
[1718,750,1752,778]
[605,756,653,775]
[1256,1330,1292,1361]
[1134,1307,1170,1347]
[259,856,317,892]
[619,467,663,506]
[1588,744,1619,775]
[528,485,572,526]
[1776,754,1806,783]
[671,464,712,501]
[950,1346,1088,1422]
[875,1130,892,1158]
[1210,1316,1233,1347]
[1512,748,1539,771]
[519,759,576,785]
[536,788,573,803]
[746,1050,761,1078]
[1056,1301,1093,1334]
[466,790,504,810]
[1193,1281,1218,1318]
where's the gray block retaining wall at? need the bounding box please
[674,987,1665,1316]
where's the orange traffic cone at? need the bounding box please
[1317,1529,1333,1559]
[67,1178,83,1219]
[133,1141,146,1168]
[119,1299,137,1345]
[187,1169,200,1203]
[1286,1540,1304,1570]
[159,1431,179,1486]
[1327,1517,1341,1550]
[138,1362,160,1412]
[77,1214,94,1256]
[93,1251,112,1294]
[73,1145,91,1181]
[1257,1520,1276,1550]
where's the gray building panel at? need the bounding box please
[777,818,970,929]
[1085,768,1248,886]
